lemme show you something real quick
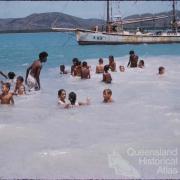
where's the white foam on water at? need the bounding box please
[0,55,180,178]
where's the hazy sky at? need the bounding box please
[0,1,179,19]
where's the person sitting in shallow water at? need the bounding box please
[103,88,113,103]
[81,61,90,79]
[58,89,70,108]
[96,58,104,74]
[103,65,112,84]
[13,76,26,95]
[119,65,125,72]
[0,82,14,105]
[158,66,165,75]
[138,60,145,68]
[60,65,68,74]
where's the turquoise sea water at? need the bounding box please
[0,32,180,73]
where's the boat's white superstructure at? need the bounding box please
[76,29,180,45]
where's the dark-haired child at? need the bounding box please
[0,83,14,104]
[14,76,26,95]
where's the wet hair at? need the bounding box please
[109,55,114,61]
[3,82,11,90]
[68,92,76,105]
[8,72,16,79]
[58,89,66,97]
[139,60,144,66]
[129,50,135,55]
[103,88,112,95]
[17,76,24,82]
[72,58,79,63]
[60,65,65,70]
[39,51,48,60]
[82,61,87,67]
[104,65,110,73]
[159,66,165,73]
[77,61,81,66]
[99,58,103,64]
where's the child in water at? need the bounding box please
[119,65,125,72]
[103,65,112,84]
[67,92,90,108]
[81,61,91,79]
[96,58,104,74]
[158,66,165,75]
[103,89,113,103]
[60,65,68,74]
[14,76,26,95]
[58,89,69,108]
[0,83,14,105]
[138,60,145,68]
[109,55,116,72]
[74,61,82,77]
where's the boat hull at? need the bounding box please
[76,30,180,45]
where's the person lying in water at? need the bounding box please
[58,90,90,108]
[0,82,14,105]
[67,92,90,108]
[13,76,26,95]
[103,88,113,103]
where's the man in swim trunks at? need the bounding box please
[25,51,48,91]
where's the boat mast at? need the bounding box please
[106,0,110,32]
[172,0,177,32]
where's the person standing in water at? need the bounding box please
[25,51,48,91]
[127,50,138,68]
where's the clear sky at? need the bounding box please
[0,1,179,19]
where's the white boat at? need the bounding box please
[76,28,180,45]
[52,0,180,45]
[75,0,180,45]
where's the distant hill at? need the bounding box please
[0,12,105,32]
[0,11,179,32]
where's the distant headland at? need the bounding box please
[0,11,179,33]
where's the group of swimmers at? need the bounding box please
[60,50,165,83]
[0,50,165,106]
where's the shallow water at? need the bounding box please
[0,53,180,178]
